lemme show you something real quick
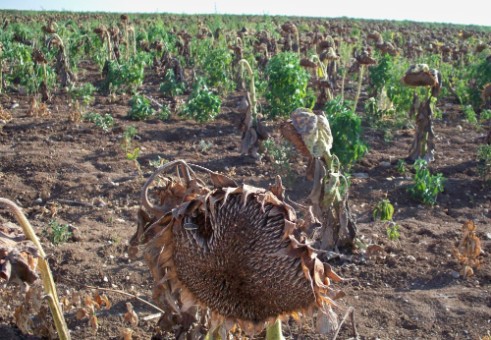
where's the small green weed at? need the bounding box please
[197,139,213,153]
[407,159,445,205]
[477,144,491,182]
[263,138,294,184]
[386,222,401,241]
[69,83,96,106]
[180,82,221,123]
[160,70,186,98]
[396,159,407,175]
[127,94,155,120]
[156,105,172,121]
[121,126,138,152]
[44,220,72,245]
[82,112,114,132]
[373,198,395,221]
[126,147,140,161]
[463,105,478,124]
[149,155,168,169]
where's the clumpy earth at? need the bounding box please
[0,63,490,340]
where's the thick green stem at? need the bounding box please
[353,64,365,112]
[0,198,71,340]
[266,320,285,340]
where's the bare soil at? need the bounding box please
[0,63,490,340]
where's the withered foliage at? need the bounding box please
[65,289,112,333]
[0,223,39,285]
[28,96,51,118]
[0,223,52,336]
[0,104,12,122]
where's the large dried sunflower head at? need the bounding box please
[130,160,343,336]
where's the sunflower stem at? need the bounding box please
[0,198,71,340]
[204,329,220,340]
[353,64,365,112]
[266,320,285,340]
[238,59,257,115]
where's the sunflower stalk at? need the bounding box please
[353,64,365,112]
[0,198,71,340]
[311,55,333,103]
[238,59,257,116]
[128,26,136,58]
[266,319,286,340]
[104,29,113,61]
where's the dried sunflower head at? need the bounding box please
[130,160,343,336]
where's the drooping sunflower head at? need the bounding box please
[130,160,343,336]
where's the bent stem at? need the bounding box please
[0,198,71,340]
[238,59,257,114]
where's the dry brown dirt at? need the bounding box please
[0,65,490,340]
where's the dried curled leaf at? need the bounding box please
[94,292,112,310]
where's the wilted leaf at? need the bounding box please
[94,292,111,310]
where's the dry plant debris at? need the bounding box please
[28,96,51,118]
[0,197,70,339]
[68,290,112,333]
[0,104,12,122]
[0,224,39,284]
[453,220,483,278]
